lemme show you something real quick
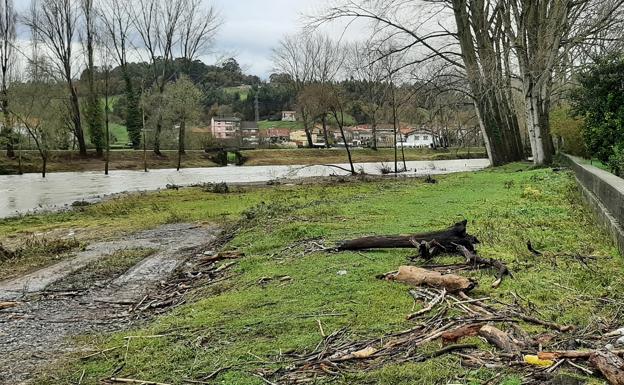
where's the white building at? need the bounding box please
[400,130,435,148]
[281,111,296,122]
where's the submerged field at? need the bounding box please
[0,164,622,384]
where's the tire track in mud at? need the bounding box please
[0,223,219,384]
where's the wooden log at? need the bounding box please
[539,350,624,360]
[589,350,624,385]
[0,301,19,310]
[441,323,484,344]
[478,325,519,353]
[385,266,476,293]
[337,220,478,252]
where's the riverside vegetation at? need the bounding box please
[0,164,622,384]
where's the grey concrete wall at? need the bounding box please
[564,155,624,254]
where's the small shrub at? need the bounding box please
[379,162,392,175]
[521,186,542,200]
[201,182,229,194]
[71,200,92,207]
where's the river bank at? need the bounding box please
[0,158,490,218]
[1,163,619,385]
[0,147,486,175]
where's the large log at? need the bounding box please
[590,350,624,385]
[337,220,478,253]
[385,266,476,293]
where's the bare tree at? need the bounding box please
[314,0,624,166]
[502,0,624,165]
[347,41,389,150]
[177,0,219,157]
[98,0,143,149]
[133,0,185,155]
[273,34,317,147]
[326,85,356,175]
[0,0,16,158]
[25,0,87,156]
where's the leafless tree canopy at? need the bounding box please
[311,0,624,165]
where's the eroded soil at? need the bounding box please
[0,223,219,384]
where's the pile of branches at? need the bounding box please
[258,221,624,385]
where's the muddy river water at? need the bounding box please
[0,158,490,218]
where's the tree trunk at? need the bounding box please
[42,155,47,178]
[69,83,86,156]
[2,97,14,158]
[452,0,524,166]
[339,125,355,175]
[322,114,330,148]
[524,81,555,165]
[337,220,477,252]
[371,120,377,150]
[301,109,314,148]
[177,118,185,171]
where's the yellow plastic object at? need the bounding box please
[524,355,554,367]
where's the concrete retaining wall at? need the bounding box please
[564,155,624,254]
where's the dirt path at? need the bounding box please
[0,223,219,384]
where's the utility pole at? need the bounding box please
[142,110,147,173]
[254,92,260,122]
[104,65,110,175]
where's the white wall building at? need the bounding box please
[400,130,435,148]
[281,111,296,122]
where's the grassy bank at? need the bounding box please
[0,147,486,174]
[1,164,620,384]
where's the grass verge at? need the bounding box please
[1,164,620,384]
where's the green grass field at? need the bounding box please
[257,120,305,130]
[1,164,621,384]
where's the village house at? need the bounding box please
[350,125,373,147]
[289,129,317,147]
[210,117,241,139]
[240,121,259,147]
[261,128,291,144]
[281,111,297,122]
[399,129,436,148]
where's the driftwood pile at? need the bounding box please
[258,221,624,385]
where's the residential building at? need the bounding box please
[210,117,241,139]
[281,111,297,122]
[261,128,291,144]
[290,129,317,147]
[240,121,259,147]
[376,127,396,148]
[350,125,373,147]
[400,130,436,148]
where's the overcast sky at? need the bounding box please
[207,0,365,78]
[14,0,368,79]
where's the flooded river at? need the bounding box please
[0,158,490,218]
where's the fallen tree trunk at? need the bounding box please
[384,266,476,293]
[337,220,478,254]
[589,350,624,385]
